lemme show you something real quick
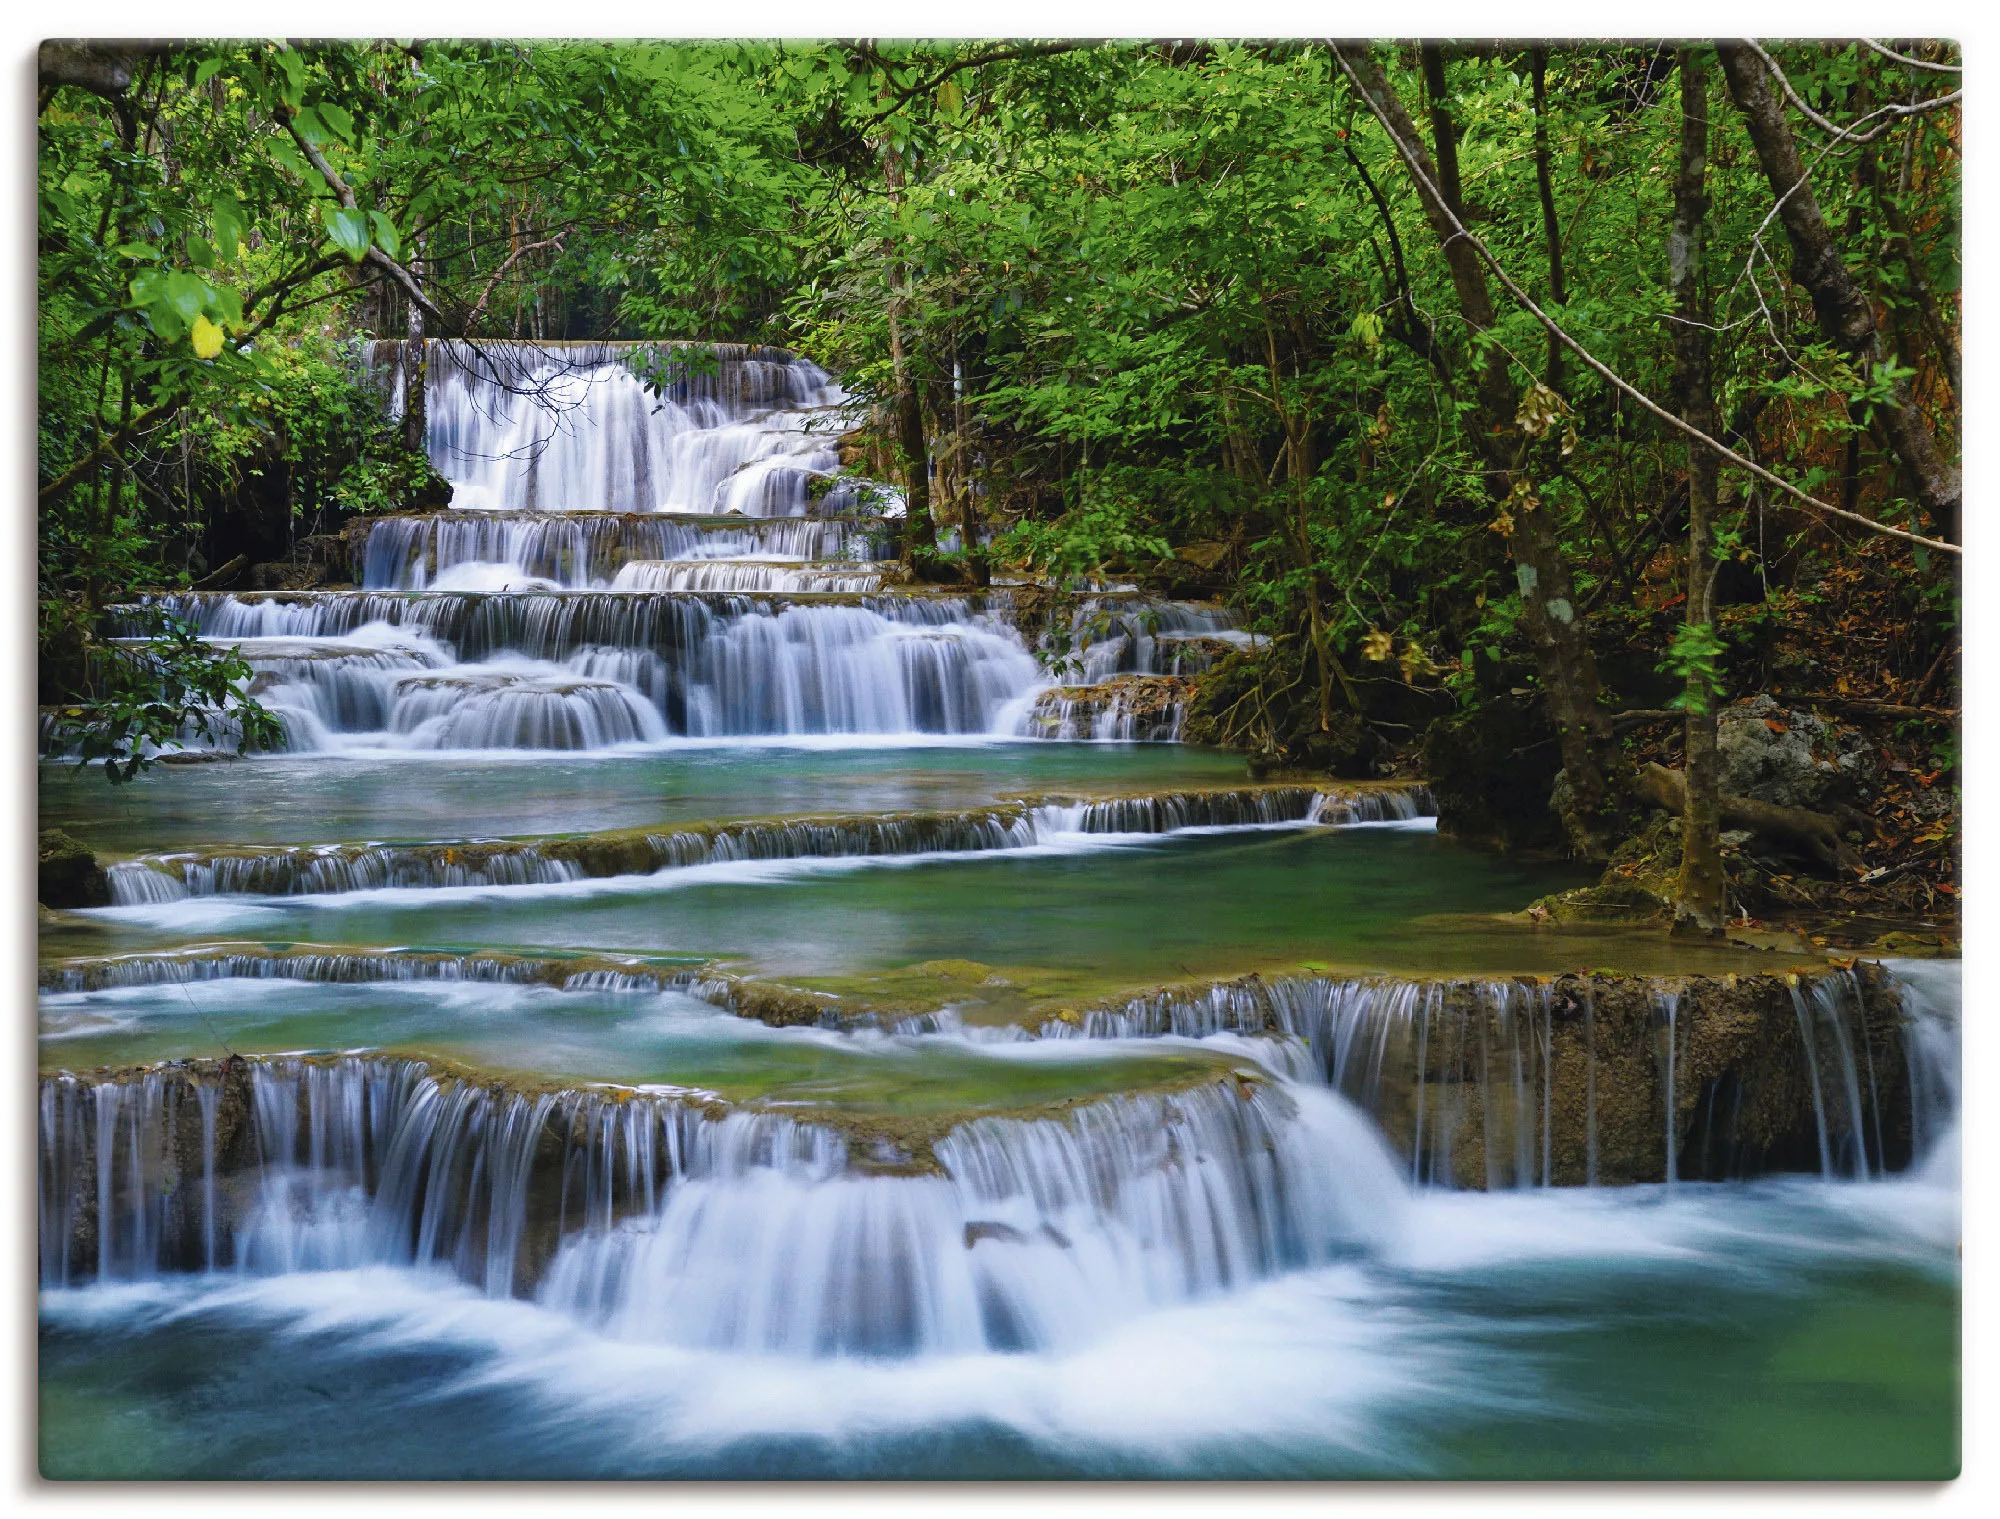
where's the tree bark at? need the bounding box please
[1669,48,1727,937]
[1529,47,1568,386]
[1338,43,1624,860]
[1717,42,1961,543]
[401,280,427,457]
[887,298,938,564]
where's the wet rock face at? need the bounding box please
[38,829,109,909]
[1718,694,1877,810]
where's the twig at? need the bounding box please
[463,236,566,330]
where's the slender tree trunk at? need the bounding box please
[877,131,938,568]
[1669,48,1727,937]
[1717,42,1960,542]
[887,297,937,564]
[1339,43,1624,859]
[951,345,989,585]
[401,260,427,456]
[1529,47,1568,386]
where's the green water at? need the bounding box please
[38,739,1956,1480]
[40,742,1249,853]
[38,1182,1958,1479]
[39,976,1244,1111]
[59,825,1806,998]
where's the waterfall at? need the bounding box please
[1020,676,1191,742]
[1058,599,1246,681]
[610,561,889,594]
[39,1056,1404,1357]
[97,786,1436,904]
[116,590,1046,746]
[356,512,895,591]
[40,948,707,994]
[372,340,850,516]
[1035,965,1937,1188]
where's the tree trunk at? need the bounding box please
[401,267,427,457]
[888,299,937,565]
[1669,48,1727,937]
[1716,42,1960,543]
[951,347,989,585]
[1338,43,1624,860]
[1529,47,1568,386]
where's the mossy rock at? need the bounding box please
[38,829,109,909]
[1529,881,1671,926]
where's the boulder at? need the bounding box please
[38,829,109,909]
[1717,694,1877,810]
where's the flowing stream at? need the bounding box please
[40,340,1960,1479]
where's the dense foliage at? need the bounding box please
[39,38,1960,906]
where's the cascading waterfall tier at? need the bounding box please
[99,784,1436,903]
[1058,599,1251,681]
[610,560,891,594]
[369,340,854,516]
[37,1053,1402,1357]
[353,511,897,591]
[1033,963,1930,1187]
[1023,675,1196,741]
[110,588,1044,746]
[39,946,711,996]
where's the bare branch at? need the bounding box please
[1744,39,1961,146]
[463,236,566,330]
[1860,38,1960,74]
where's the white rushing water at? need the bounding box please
[73,341,1255,753]
[36,962,1959,1476]
[381,340,853,516]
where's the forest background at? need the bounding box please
[29,27,1965,943]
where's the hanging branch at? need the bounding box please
[1328,45,1960,558]
[1860,38,1960,74]
[1743,40,1961,145]
[277,106,449,326]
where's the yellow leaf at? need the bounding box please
[191,314,224,360]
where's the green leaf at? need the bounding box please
[268,135,310,180]
[320,205,372,262]
[111,242,159,262]
[211,196,247,261]
[367,211,402,260]
[315,101,355,144]
[209,285,244,329]
[274,48,307,109]
[163,271,209,325]
[292,104,332,147]
[193,56,227,88]
[185,234,215,269]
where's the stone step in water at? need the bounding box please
[97,783,1435,902]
